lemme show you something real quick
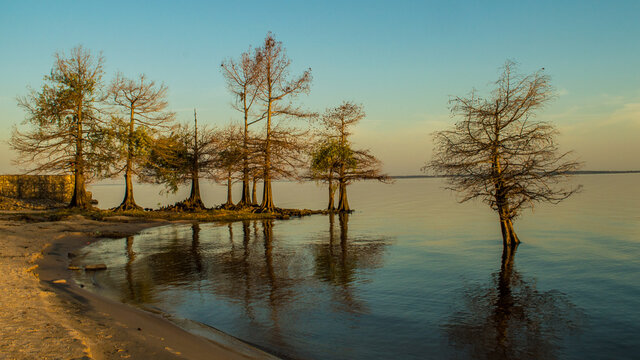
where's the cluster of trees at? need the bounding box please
[11,34,388,212]
[11,37,580,250]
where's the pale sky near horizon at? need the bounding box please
[1,0,638,175]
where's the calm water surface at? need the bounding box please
[79,175,640,359]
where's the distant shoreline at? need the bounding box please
[84,170,640,187]
[391,170,640,179]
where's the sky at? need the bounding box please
[1,0,638,175]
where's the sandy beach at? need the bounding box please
[0,213,277,360]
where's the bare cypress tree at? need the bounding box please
[10,46,110,208]
[428,61,581,247]
[255,32,313,212]
[221,48,263,206]
[109,73,174,210]
[320,102,390,212]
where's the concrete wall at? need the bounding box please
[0,175,73,202]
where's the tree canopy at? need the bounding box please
[11,46,111,208]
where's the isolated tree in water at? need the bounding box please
[428,61,581,247]
[11,46,111,208]
[109,73,174,210]
[221,47,263,206]
[255,32,313,212]
[143,111,217,210]
[320,102,390,212]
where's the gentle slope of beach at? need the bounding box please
[0,213,277,359]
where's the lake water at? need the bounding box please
[78,175,640,359]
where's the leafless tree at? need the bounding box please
[254,32,313,212]
[427,61,581,247]
[109,73,174,210]
[10,46,110,208]
[319,102,390,212]
[221,48,263,206]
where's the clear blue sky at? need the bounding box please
[1,0,639,174]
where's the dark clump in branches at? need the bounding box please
[11,46,110,209]
[427,61,581,247]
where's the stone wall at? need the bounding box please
[0,175,73,202]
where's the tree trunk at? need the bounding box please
[499,215,520,247]
[337,180,349,212]
[225,171,233,207]
[492,152,518,247]
[69,169,89,208]
[497,199,519,247]
[327,175,336,211]
[117,111,141,211]
[251,177,258,205]
[240,165,251,206]
[186,170,205,209]
[117,170,141,210]
[69,113,90,209]
[261,177,274,211]
[260,96,275,212]
[239,99,251,206]
[184,111,205,210]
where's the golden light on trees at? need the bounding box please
[11,46,109,208]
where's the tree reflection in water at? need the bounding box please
[312,213,386,314]
[443,245,585,360]
[121,224,206,305]
[112,216,388,359]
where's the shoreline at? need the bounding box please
[0,213,278,359]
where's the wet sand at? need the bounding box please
[0,213,278,360]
